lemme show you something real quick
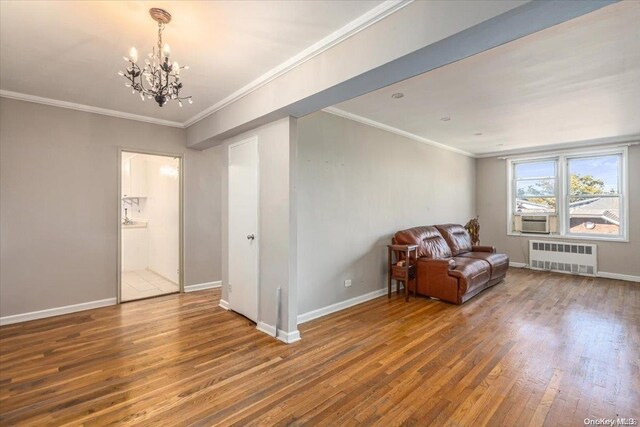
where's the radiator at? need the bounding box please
[529,240,597,276]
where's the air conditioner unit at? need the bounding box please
[513,215,557,234]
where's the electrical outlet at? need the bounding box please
[344,279,352,287]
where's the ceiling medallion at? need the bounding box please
[119,8,192,107]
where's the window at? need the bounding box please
[567,154,622,236]
[513,160,557,214]
[508,148,628,241]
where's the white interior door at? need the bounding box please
[228,137,259,322]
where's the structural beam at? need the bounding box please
[187,0,617,150]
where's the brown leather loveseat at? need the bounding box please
[393,224,508,304]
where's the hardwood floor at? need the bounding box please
[1,268,638,426]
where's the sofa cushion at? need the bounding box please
[394,226,452,259]
[458,251,509,280]
[435,224,473,256]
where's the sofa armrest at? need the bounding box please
[416,257,460,303]
[472,245,496,253]
[388,244,418,251]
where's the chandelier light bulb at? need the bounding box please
[162,43,171,58]
[173,61,180,75]
[140,93,145,101]
[118,71,124,76]
[129,47,138,63]
[188,98,193,104]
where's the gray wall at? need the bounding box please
[476,146,640,277]
[0,98,222,316]
[220,117,298,333]
[296,111,476,315]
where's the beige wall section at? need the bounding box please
[296,111,476,315]
[0,98,222,317]
[220,117,298,334]
[476,145,640,277]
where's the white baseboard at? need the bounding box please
[218,299,230,310]
[257,321,301,344]
[297,287,387,324]
[509,262,527,268]
[597,272,640,283]
[257,321,276,336]
[0,298,117,326]
[278,329,301,344]
[185,281,222,292]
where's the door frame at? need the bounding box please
[117,147,185,304]
[227,136,260,322]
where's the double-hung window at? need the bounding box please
[566,153,623,237]
[513,160,557,214]
[508,147,628,241]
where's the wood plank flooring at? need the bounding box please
[1,268,638,426]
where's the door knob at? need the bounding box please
[247,234,255,240]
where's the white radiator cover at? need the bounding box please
[528,240,597,276]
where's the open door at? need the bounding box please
[119,150,182,302]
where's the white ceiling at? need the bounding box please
[0,0,382,124]
[333,1,640,156]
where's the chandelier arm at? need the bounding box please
[149,64,159,94]
[140,68,157,96]
[123,68,141,91]
[149,65,157,93]
[131,63,152,96]
[163,69,170,93]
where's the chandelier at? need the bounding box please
[119,8,192,107]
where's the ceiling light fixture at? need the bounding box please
[391,92,404,99]
[119,8,192,107]
[474,132,483,136]
[440,117,451,122]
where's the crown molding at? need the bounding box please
[323,107,476,158]
[476,135,640,158]
[1,1,412,130]
[182,0,414,127]
[0,90,185,128]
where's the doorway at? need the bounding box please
[228,137,259,322]
[118,149,183,302]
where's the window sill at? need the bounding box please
[507,232,628,243]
